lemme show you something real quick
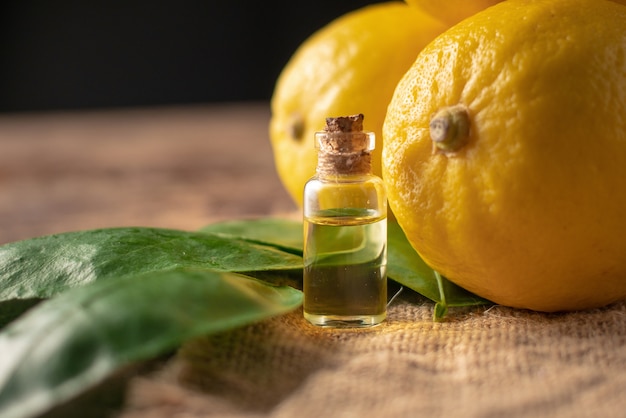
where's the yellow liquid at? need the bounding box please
[303,210,387,327]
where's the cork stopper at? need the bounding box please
[325,114,363,132]
[315,114,374,175]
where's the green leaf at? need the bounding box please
[200,218,304,255]
[0,299,41,329]
[0,268,302,418]
[202,219,491,318]
[198,219,306,289]
[387,222,491,320]
[0,227,303,301]
[387,222,442,303]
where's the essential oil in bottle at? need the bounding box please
[303,114,387,328]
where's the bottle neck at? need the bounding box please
[316,150,372,177]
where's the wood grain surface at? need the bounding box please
[0,103,297,244]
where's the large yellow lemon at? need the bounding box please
[383,0,626,312]
[269,2,447,207]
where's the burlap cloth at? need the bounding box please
[120,294,626,418]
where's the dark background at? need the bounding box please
[0,0,383,113]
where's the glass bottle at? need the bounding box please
[303,114,387,327]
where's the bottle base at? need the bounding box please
[304,312,386,328]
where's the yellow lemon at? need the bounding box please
[269,2,447,207]
[404,0,504,26]
[383,0,626,312]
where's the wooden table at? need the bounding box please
[0,103,296,245]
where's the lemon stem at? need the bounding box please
[429,105,470,153]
